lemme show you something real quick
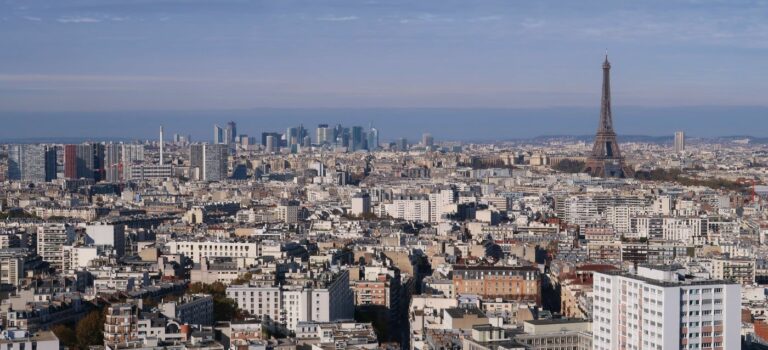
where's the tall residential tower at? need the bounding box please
[675,131,686,153]
[593,266,740,350]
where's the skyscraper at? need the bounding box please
[351,126,364,151]
[105,143,122,182]
[316,124,330,145]
[190,144,204,179]
[203,144,228,181]
[190,143,227,181]
[7,144,56,182]
[43,145,57,182]
[7,146,21,181]
[121,144,145,180]
[422,133,434,148]
[337,127,350,148]
[286,127,299,146]
[225,121,237,145]
[398,138,408,151]
[367,127,379,151]
[675,131,686,153]
[261,132,281,147]
[584,55,632,178]
[214,125,225,144]
[284,125,309,147]
[64,144,77,179]
[265,135,277,153]
[93,143,106,182]
[64,143,101,181]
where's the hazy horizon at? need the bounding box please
[0,106,766,142]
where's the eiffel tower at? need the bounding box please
[584,55,632,178]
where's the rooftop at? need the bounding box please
[525,318,590,326]
[445,307,486,319]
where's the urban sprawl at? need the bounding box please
[0,60,767,350]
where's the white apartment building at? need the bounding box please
[166,240,260,264]
[593,266,740,350]
[630,216,708,244]
[557,196,600,227]
[62,245,100,270]
[386,195,430,222]
[228,284,284,328]
[37,224,75,271]
[429,189,456,223]
[85,223,126,257]
[351,193,371,216]
[0,330,59,350]
[605,205,647,235]
[226,269,354,332]
[700,258,755,286]
[653,196,674,215]
[0,249,25,287]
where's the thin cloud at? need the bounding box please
[398,13,454,24]
[316,15,359,22]
[57,16,102,23]
[54,15,131,24]
[575,13,768,48]
[469,15,502,22]
[520,18,545,29]
[22,16,42,22]
[0,74,277,85]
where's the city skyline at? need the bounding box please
[2,2,767,350]
[2,105,768,142]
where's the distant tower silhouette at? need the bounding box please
[584,55,632,178]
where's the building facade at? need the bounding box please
[592,266,740,350]
[452,265,541,303]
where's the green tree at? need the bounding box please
[187,282,239,321]
[51,324,77,349]
[553,159,586,173]
[231,272,253,285]
[634,168,746,192]
[76,310,104,349]
[213,297,238,321]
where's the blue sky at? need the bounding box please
[0,0,766,139]
[2,0,767,110]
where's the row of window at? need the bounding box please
[681,331,722,338]
[680,320,722,327]
[680,309,722,316]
